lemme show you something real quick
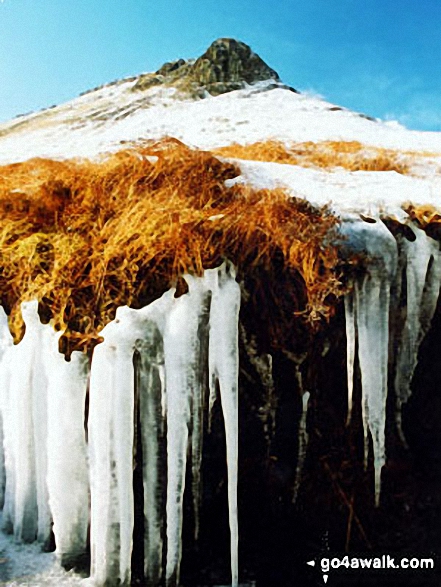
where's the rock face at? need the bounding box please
[133,38,293,97]
[191,38,280,95]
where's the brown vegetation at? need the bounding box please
[214,140,411,174]
[0,138,344,351]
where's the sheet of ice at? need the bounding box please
[46,349,89,566]
[207,262,241,587]
[342,219,398,506]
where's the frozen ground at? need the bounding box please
[0,521,254,586]
[0,515,85,586]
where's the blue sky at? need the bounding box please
[0,0,440,130]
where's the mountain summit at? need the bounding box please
[134,38,287,97]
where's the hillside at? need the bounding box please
[0,38,440,587]
[0,39,440,219]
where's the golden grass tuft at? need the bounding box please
[214,140,411,174]
[403,203,441,227]
[0,138,344,351]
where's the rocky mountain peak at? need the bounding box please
[134,38,291,97]
[191,38,280,92]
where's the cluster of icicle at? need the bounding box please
[0,261,240,587]
[343,217,441,506]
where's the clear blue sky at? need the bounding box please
[0,0,440,130]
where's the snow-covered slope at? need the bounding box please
[0,75,440,218]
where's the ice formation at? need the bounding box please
[46,349,89,566]
[343,218,398,505]
[0,301,90,555]
[392,223,441,444]
[0,301,53,543]
[0,308,13,510]
[206,263,241,587]
[0,262,240,586]
[0,219,437,583]
[292,391,310,504]
[86,263,240,587]
[343,217,441,505]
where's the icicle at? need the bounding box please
[1,300,55,543]
[136,289,175,585]
[89,312,141,586]
[0,308,13,523]
[344,291,356,426]
[32,315,56,546]
[89,290,176,587]
[138,330,164,586]
[341,219,397,506]
[207,261,241,587]
[0,308,13,511]
[355,272,391,500]
[191,281,211,542]
[205,269,219,431]
[88,335,114,586]
[46,350,89,567]
[292,391,310,503]
[393,224,441,443]
[163,276,208,586]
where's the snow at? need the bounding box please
[0,80,440,219]
[226,159,441,218]
[0,514,86,586]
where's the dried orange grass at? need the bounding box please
[0,138,344,350]
[403,203,441,227]
[214,140,410,174]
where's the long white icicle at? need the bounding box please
[163,276,208,586]
[46,350,89,566]
[394,224,441,443]
[207,262,241,587]
[342,219,397,506]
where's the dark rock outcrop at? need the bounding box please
[133,38,296,97]
[190,37,280,95]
